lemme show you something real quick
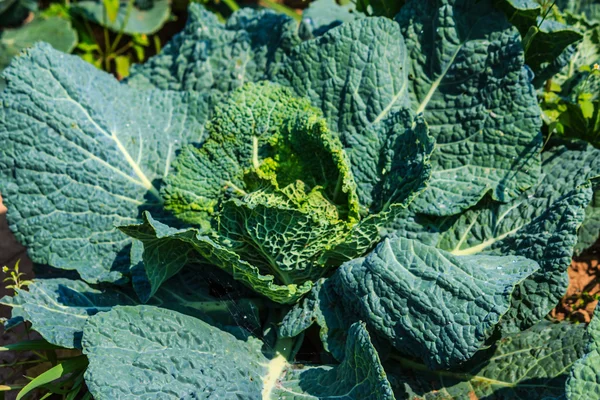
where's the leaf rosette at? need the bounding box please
[122,81,434,303]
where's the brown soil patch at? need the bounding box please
[552,251,600,323]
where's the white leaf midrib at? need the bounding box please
[42,66,161,200]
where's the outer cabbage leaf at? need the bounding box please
[0,17,76,52]
[567,303,600,399]
[394,185,593,333]
[1,279,139,349]
[542,144,600,254]
[72,0,170,35]
[0,44,210,283]
[0,267,261,348]
[122,210,315,304]
[578,185,600,254]
[126,4,304,92]
[391,145,598,332]
[278,279,339,357]
[82,305,395,399]
[387,321,589,399]
[278,18,435,213]
[397,0,543,216]
[317,109,434,266]
[281,237,539,369]
[271,322,395,400]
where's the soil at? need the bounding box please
[1,194,36,399]
[552,250,600,323]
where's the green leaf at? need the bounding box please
[121,212,314,304]
[126,4,304,91]
[114,55,130,78]
[397,0,543,216]
[494,0,541,37]
[567,303,600,399]
[0,16,78,89]
[279,278,350,360]
[161,81,358,229]
[272,322,395,399]
[0,267,261,349]
[0,0,35,26]
[0,43,211,283]
[542,144,600,254]
[554,25,600,88]
[495,0,583,80]
[102,0,119,23]
[532,43,578,88]
[391,145,599,332]
[282,237,538,369]
[558,100,600,145]
[338,237,538,369]
[72,0,170,35]
[16,356,88,400]
[278,18,429,212]
[0,339,62,352]
[302,0,363,36]
[121,82,373,303]
[0,278,137,348]
[387,321,589,399]
[0,16,77,54]
[557,0,600,24]
[82,306,395,399]
[579,184,600,254]
[525,18,583,76]
[355,0,404,18]
[483,185,591,333]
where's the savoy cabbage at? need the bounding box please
[1,0,600,398]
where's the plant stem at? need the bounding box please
[260,0,301,21]
[222,0,239,12]
[538,0,557,27]
[103,27,110,71]
[110,0,135,54]
[262,336,294,399]
[106,41,134,60]
[0,359,48,368]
